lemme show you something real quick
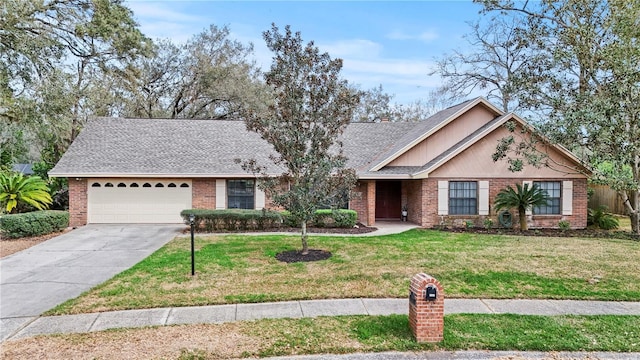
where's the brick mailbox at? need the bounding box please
[409,273,444,343]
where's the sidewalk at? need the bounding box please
[6,298,640,341]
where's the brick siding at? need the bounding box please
[68,178,87,227]
[192,179,216,209]
[412,177,588,229]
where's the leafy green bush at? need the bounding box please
[282,209,357,228]
[0,210,69,238]
[180,209,283,232]
[558,220,571,231]
[588,206,619,230]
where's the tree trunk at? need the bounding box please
[300,220,309,255]
[518,207,528,231]
[619,189,640,235]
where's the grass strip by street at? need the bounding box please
[47,229,640,315]
[2,315,639,359]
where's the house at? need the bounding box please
[12,163,34,175]
[49,97,589,229]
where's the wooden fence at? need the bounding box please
[588,185,626,214]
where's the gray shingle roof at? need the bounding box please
[50,98,509,179]
[49,117,418,177]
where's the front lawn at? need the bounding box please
[48,229,640,315]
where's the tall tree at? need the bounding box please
[430,17,530,112]
[120,26,268,119]
[1,0,151,166]
[240,24,359,255]
[481,0,640,233]
[352,86,450,122]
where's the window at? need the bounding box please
[117,183,126,187]
[91,183,101,187]
[155,183,164,187]
[130,183,139,187]
[168,183,176,188]
[143,183,151,187]
[104,182,114,187]
[180,183,190,188]
[534,181,561,214]
[227,179,255,209]
[449,181,477,215]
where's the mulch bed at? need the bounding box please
[437,227,639,241]
[275,249,332,263]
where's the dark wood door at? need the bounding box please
[375,181,402,219]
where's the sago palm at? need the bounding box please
[0,172,53,214]
[494,183,549,231]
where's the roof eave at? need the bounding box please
[368,97,503,172]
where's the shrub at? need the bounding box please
[180,209,283,232]
[558,220,571,231]
[0,210,69,238]
[587,206,619,230]
[283,209,357,228]
[483,218,494,230]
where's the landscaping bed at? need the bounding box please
[438,227,639,241]
[0,228,71,258]
[182,222,377,235]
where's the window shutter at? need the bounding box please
[255,187,266,210]
[438,181,448,215]
[562,181,573,215]
[479,181,489,215]
[216,179,226,209]
[523,181,533,215]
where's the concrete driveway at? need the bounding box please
[0,224,183,341]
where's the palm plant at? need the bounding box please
[0,172,53,214]
[494,183,549,231]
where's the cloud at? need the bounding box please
[126,2,208,43]
[386,30,439,43]
[318,39,383,59]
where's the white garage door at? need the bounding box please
[88,180,192,223]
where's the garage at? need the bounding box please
[88,179,192,223]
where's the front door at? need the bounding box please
[375,181,401,219]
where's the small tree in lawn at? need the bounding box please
[494,183,549,231]
[239,24,359,255]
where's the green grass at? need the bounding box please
[251,314,640,356]
[47,229,640,315]
[8,314,636,359]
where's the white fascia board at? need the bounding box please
[369,97,503,172]
[357,174,413,180]
[48,173,278,178]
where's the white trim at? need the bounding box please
[369,97,503,172]
[523,181,533,215]
[438,181,449,215]
[215,179,226,209]
[478,181,489,215]
[49,173,274,179]
[562,181,573,215]
[255,187,266,210]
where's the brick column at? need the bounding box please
[409,273,444,343]
[367,180,376,226]
[68,178,88,227]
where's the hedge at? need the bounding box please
[282,209,357,228]
[180,209,283,232]
[0,210,69,239]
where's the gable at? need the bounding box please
[388,103,498,167]
[428,124,588,179]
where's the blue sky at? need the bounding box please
[126,1,486,105]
